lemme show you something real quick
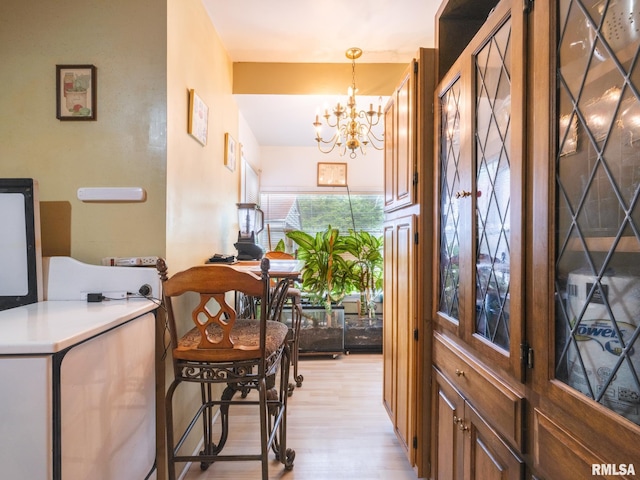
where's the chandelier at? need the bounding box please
[313,47,383,159]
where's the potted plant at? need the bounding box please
[286,225,351,316]
[343,229,383,318]
[285,226,351,353]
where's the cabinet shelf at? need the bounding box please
[566,235,640,253]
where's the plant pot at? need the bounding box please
[344,314,383,352]
[281,305,344,353]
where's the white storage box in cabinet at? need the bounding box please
[566,269,640,423]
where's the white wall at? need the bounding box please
[260,145,383,193]
[238,113,261,175]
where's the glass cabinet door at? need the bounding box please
[436,0,526,379]
[439,76,462,326]
[474,18,512,351]
[555,0,640,426]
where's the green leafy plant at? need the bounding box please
[273,239,286,252]
[343,229,384,317]
[286,226,351,315]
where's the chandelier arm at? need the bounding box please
[365,114,382,127]
[357,110,382,127]
[315,128,345,154]
[366,129,385,144]
[316,124,347,144]
[316,143,339,154]
[316,139,347,156]
[316,137,340,147]
[324,115,341,129]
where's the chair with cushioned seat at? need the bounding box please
[157,257,295,480]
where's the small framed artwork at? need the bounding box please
[188,89,209,145]
[56,64,97,120]
[224,133,237,171]
[317,162,347,186]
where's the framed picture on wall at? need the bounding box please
[56,64,97,120]
[225,133,237,171]
[188,89,209,145]
[317,162,347,186]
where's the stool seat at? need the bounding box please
[174,319,289,362]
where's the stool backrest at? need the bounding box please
[264,251,295,260]
[157,258,271,359]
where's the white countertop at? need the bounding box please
[0,300,158,355]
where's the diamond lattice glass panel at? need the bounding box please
[558,0,594,100]
[439,79,462,320]
[555,0,640,426]
[475,18,511,350]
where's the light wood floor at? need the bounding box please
[181,353,419,480]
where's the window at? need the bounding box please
[258,192,384,252]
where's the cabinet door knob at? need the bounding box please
[455,190,472,199]
[458,422,469,432]
[455,368,465,377]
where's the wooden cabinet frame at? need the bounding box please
[527,1,640,475]
[383,48,435,478]
[431,0,640,478]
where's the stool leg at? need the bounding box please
[165,379,180,480]
[292,302,304,388]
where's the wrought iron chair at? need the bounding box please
[157,257,295,480]
[264,251,304,391]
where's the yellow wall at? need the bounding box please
[0,0,167,264]
[0,0,243,266]
[1,1,245,478]
[166,0,241,273]
[163,1,244,477]
[234,62,407,95]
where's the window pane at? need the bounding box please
[259,193,384,252]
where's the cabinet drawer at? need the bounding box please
[433,332,524,451]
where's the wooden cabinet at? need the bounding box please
[431,0,640,478]
[433,0,529,472]
[527,0,640,476]
[432,0,529,476]
[434,0,526,380]
[432,367,524,480]
[384,61,416,213]
[383,214,417,456]
[383,48,435,477]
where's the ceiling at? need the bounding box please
[202,0,439,147]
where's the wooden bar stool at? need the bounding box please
[157,258,295,480]
[264,251,304,392]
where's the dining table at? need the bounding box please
[228,258,305,279]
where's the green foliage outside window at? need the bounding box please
[296,195,383,236]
